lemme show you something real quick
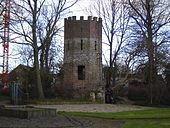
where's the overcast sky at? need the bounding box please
[69,0,92,17]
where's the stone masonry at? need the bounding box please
[64,16,103,91]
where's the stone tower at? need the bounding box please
[64,16,102,91]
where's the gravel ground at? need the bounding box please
[33,103,149,112]
[0,104,150,128]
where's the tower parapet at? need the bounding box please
[64,16,102,22]
[64,16,102,39]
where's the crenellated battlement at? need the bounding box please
[64,16,102,39]
[64,16,102,22]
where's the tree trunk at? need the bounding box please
[34,48,44,99]
[45,42,50,73]
[32,0,44,99]
[146,0,155,104]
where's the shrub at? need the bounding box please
[160,87,170,105]
[127,86,147,101]
[45,84,75,98]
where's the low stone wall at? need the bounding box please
[0,107,56,119]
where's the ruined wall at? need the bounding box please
[64,16,102,91]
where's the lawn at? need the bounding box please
[58,108,170,119]
[123,120,170,128]
[58,108,170,128]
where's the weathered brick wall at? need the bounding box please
[64,16,103,92]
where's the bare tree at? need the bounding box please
[17,45,33,66]
[39,0,76,70]
[87,0,130,103]
[11,0,79,99]
[128,0,170,104]
[88,0,130,86]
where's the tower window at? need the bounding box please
[78,66,85,80]
[95,41,97,50]
[81,40,83,50]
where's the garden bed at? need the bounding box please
[0,106,56,119]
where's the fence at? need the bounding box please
[10,82,28,105]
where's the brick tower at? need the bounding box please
[64,16,102,91]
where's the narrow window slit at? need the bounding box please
[68,41,69,50]
[81,40,83,50]
[95,41,97,50]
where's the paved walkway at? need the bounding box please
[0,104,150,128]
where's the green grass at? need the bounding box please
[123,120,170,128]
[58,108,170,119]
[59,108,170,128]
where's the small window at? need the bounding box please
[81,40,83,50]
[78,66,85,80]
[95,41,97,50]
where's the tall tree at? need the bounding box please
[87,0,130,103]
[128,0,170,104]
[11,0,79,99]
[88,0,130,88]
[39,0,77,72]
